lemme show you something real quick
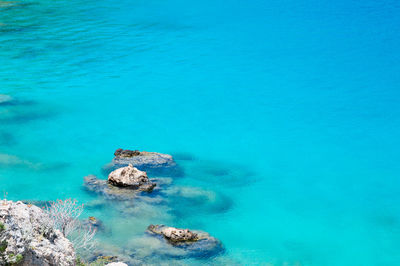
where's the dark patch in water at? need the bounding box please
[0,110,57,124]
[38,162,71,172]
[0,98,37,107]
[187,160,257,188]
[167,189,234,217]
[172,152,197,161]
[372,214,398,227]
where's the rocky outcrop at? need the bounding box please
[103,149,181,177]
[147,225,198,243]
[108,164,155,192]
[146,225,223,257]
[0,200,75,266]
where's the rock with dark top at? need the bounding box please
[108,164,155,191]
[103,149,182,177]
[146,225,223,257]
[114,149,141,157]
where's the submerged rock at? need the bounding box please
[88,216,104,230]
[108,164,155,192]
[146,225,223,257]
[164,186,233,216]
[0,200,75,266]
[103,148,181,177]
[0,94,12,105]
[113,149,175,168]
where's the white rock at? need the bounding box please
[108,164,155,191]
[0,200,76,265]
[106,263,128,266]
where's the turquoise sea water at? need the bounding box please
[1,0,400,264]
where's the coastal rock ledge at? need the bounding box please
[0,200,75,266]
[108,164,155,191]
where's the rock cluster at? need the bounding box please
[0,200,75,266]
[82,148,224,262]
[108,164,155,191]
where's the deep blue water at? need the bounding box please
[1,0,400,265]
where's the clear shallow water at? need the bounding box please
[1,0,400,265]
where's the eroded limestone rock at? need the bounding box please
[108,164,155,191]
[147,225,198,243]
[0,200,75,266]
[144,224,224,258]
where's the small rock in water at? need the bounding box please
[114,148,141,157]
[87,216,105,231]
[108,164,156,191]
[148,224,199,243]
[146,224,224,258]
[103,148,181,177]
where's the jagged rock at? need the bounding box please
[103,149,181,177]
[114,149,141,157]
[144,225,224,258]
[108,164,155,191]
[147,225,198,243]
[0,200,75,266]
